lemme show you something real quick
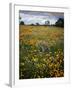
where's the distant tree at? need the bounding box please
[55,18,64,27]
[30,23,35,26]
[20,21,24,25]
[19,16,21,20]
[36,23,40,25]
[45,20,50,25]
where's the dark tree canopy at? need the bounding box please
[30,24,35,26]
[20,21,24,25]
[55,18,64,27]
[19,16,21,20]
[36,23,40,25]
[45,20,50,25]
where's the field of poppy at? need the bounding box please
[19,25,64,79]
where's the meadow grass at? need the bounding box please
[19,25,64,79]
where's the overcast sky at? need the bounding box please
[19,10,64,25]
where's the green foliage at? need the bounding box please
[20,21,24,25]
[45,20,50,25]
[55,18,64,27]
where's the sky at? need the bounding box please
[19,10,64,25]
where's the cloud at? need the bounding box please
[19,10,64,25]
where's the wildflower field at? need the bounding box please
[19,25,64,79]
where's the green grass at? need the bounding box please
[19,25,64,79]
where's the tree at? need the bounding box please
[45,20,50,25]
[36,23,39,25]
[20,21,24,25]
[30,23,35,26]
[19,16,21,20]
[55,18,64,27]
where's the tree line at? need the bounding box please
[20,18,64,27]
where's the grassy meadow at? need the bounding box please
[19,25,64,79]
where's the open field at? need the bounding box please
[19,25,64,79]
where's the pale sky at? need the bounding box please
[19,10,64,25]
